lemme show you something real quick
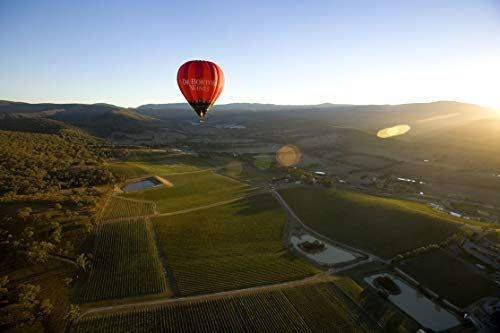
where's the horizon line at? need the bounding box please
[1,99,496,110]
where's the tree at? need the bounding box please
[0,276,8,300]
[17,284,40,307]
[16,207,32,220]
[25,241,55,264]
[36,299,53,318]
[63,277,73,288]
[64,304,80,323]
[76,253,91,271]
[49,222,62,243]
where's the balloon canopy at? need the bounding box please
[177,60,224,120]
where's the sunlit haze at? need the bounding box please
[1,0,499,108]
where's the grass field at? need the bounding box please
[77,219,169,302]
[123,171,254,213]
[279,187,461,259]
[70,283,372,333]
[152,194,317,295]
[109,161,203,178]
[122,150,177,162]
[102,197,155,220]
[123,151,209,166]
[399,250,500,307]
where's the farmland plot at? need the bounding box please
[102,197,155,220]
[77,218,169,302]
[152,194,317,295]
[71,283,366,333]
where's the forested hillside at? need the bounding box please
[0,101,158,137]
[0,128,123,332]
[0,130,115,196]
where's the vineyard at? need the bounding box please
[399,249,500,307]
[152,194,317,295]
[71,283,367,333]
[102,197,156,220]
[279,187,461,258]
[77,218,169,302]
[123,171,254,213]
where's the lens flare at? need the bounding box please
[417,113,460,123]
[276,144,302,167]
[377,125,411,138]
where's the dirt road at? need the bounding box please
[77,273,331,320]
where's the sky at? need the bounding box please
[1,0,500,108]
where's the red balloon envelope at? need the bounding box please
[177,60,224,120]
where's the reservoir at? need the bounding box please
[365,273,460,331]
[290,233,356,265]
[122,178,160,193]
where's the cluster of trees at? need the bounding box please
[0,127,125,330]
[0,277,53,328]
[0,129,117,196]
[392,233,462,263]
[0,275,81,330]
[280,166,333,187]
[0,191,102,264]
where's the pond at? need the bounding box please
[122,179,159,193]
[290,233,356,265]
[365,273,460,331]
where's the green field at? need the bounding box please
[107,162,149,179]
[122,150,177,162]
[109,161,203,178]
[77,219,169,302]
[279,187,461,258]
[123,171,254,213]
[152,194,317,295]
[102,197,155,220]
[70,283,374,333]
[399,250,499,307]
[122,151,209,165]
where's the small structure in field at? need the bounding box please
[314,171,326,176]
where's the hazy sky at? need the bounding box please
[1,0,499,107]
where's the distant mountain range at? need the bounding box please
[0,101,156,135]
[0,100,496,137]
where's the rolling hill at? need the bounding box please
[0,100,497,140]
[0,101,160,136]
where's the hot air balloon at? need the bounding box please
[177,60,224,121]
